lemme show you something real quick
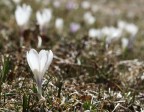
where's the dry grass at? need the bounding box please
[0,0,144,111]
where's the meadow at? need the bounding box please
[0,0,144,111]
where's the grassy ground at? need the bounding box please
[0,0,144,111]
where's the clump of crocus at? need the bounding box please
[118,20,138,36]
[88,28,102,40]
[101,26,122,43]
[26,49,53,99]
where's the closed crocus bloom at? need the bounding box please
[36,8,52,30]
[121,38,129,50]
[26,49,53,97]
[15,4,32,27]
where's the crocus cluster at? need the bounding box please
[15,4,53,33]
[26,49,53,98]
[118,20,138,36]
[88,20,138,46]
[88,26,122,42]
[15,4,53,48]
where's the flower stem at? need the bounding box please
[57,82,63,98]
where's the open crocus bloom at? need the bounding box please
[26,49,53,97]
[15,4,32,27]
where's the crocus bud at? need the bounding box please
[26,49,53,97]
[121,38,129,50]
[118,20,138,36]
[55,18,64,33]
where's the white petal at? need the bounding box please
[39,50,48,75]
[36,11,42,25]
[26,52,32,70]
[44,50,53,72]
[27,49,39,73]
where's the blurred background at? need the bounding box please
[1,0,144,111]
[0,0,143,60]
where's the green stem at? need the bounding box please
[58,82,63,98]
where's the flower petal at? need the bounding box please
[27,49,39,74]
[39,50,48,75]
[44,50,53,73]
[36,11,42,25]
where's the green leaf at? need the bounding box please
[23,94,28,112]
[2,56,11,82]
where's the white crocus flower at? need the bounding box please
[55,18,64,33]
[15,4,32,28]
[81,1,90,9]
[36,8,52,31]
[121,38,129,50]
[13,0,21,4]
[83,11,96,25]
[125,23,138,36]
[27,49,53,97]
[118,20,138,36]
[101,26,122,43]
[88,28,102,40]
